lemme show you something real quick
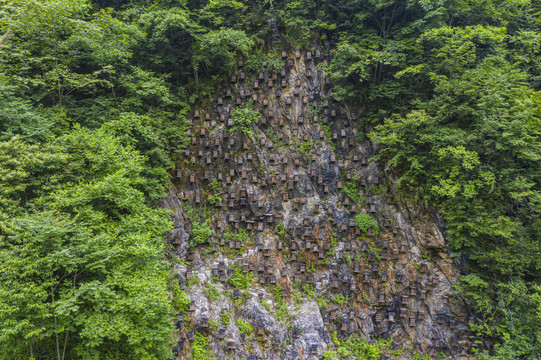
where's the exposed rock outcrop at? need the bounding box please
[163,47,474,360]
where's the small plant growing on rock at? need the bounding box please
[337,334,381,360]
[192,332,216,360]
[236,318,253,335]
[187,207,213,248]
[230,100,258,137]
[208,179,222,206]
[354,213,379,236]
[227,266,253,289]
[303,283,316,300]
[342,181,366,205]
[220,310,230,326]
[276,304,289,321]
[300,139,312,155]
[265,54,283,73]
[274,285,283,304]
[191,221,213,248]
[171,281,191,312]
[310,102,323,115]
[345,252,352,266]
[223,228,251,244]
[274,285,292,322]
[187,276,200,287]
[208,193,222,207]
[318,258,329,266]
[321,124,334,149]
[332,294,345,305]
[323,349,339,360]
[208,318,219,331]
[277,222,286,236]
[316,297,328,309]
[205,282,220,301]
[331,331,340,345]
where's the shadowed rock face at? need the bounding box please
[164,48,474,360]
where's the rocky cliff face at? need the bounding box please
[164,48,474,359]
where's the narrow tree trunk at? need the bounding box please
[54,315,61,360]
[0,29,13,46]
[53,40,62,107]
[109,73,118,107]
[61,331,69,360]
[53,312,60,360]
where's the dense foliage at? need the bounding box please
[0,130,174,359]
[1,0,539,358]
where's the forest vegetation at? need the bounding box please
[0,0,539,359]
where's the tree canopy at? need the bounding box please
[0,0,539,358]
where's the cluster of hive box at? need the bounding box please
[171,48,475,359]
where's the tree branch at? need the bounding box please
[0,29,13,46]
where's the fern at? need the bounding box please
[227,266,253,289]
[236,318,253,335]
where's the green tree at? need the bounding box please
[371,53,541,359]
[192,28,253,82]
[0,127,174,359]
